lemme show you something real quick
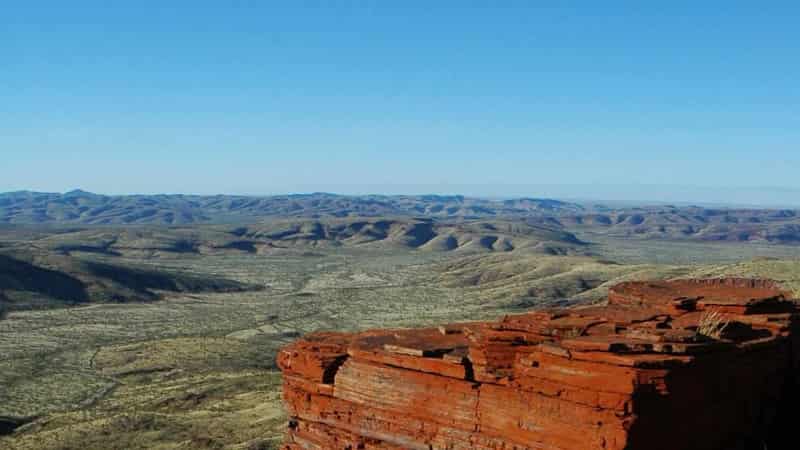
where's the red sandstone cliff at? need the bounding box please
[278,278,800,449]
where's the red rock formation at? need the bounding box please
[278,278,800,449]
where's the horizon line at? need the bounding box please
[2,187,800,210]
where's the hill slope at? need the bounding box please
[0,250,259,313]
[4,191,800,244]
[0,191,583,225]
[539,206,800,244]
[1,218,586,257]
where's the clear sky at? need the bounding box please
[3,2,800,205]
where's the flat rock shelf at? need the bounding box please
[277,278,800,450]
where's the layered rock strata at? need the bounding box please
[278,278,800,449]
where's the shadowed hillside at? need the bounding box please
[0,251,259,313]
[0,254,89,303]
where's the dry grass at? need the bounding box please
[2,238,800,449]
[696,309,730,340]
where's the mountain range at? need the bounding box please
[2,190,800,244]
[0,190,582,225]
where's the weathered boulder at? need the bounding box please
[278,278,800,449]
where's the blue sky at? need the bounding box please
[3,2,800,205]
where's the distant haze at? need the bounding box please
[246,184,800,209]
[6,185,800,209]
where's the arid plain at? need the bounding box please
[3,193,800,449]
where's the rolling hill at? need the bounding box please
[0,217,587,313]
[0,218,587,257]
[0,190,583,225]
[3,191,800,244]
[554,206,800,244]
[0,250,260,313]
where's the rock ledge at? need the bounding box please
[278,278,800,449]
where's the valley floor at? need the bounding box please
[3,239,800,449]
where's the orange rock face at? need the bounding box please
[277,278,800,449]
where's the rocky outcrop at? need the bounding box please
[277,278,800,449]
